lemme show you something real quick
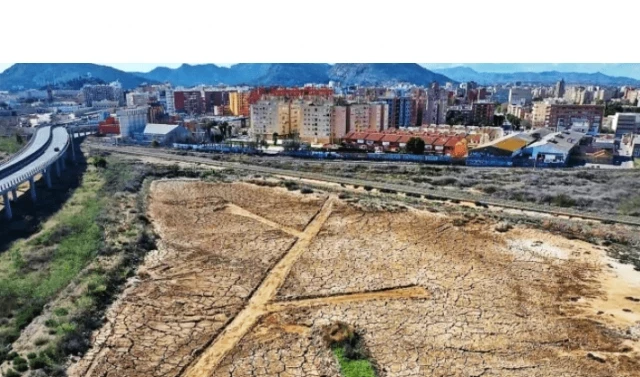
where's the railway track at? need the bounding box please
[88,144,640,227]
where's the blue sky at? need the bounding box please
[1,63,639,79]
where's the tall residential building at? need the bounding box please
[368,102,389,131]
[612,113,640,138]
[117,106,148,138]
[423,84,448,125]
[174,90,203,114]
[82,82,124,106]
[348,104,371,132]
[301,102,333,144]
[379,96,413,127]
[229,91,250,116]
[507,104,527,119]
[531,102,549,128]
[555,79,566,98]
[333,106,348,140]
[278,101,302,136]
[546,104,604,132]
[250,100,279,138]
[508,87,533,105]
[159,88,175,115]
[471,102,496,126]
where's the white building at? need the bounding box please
[508,87,532,105]
[126,92,150,107]
[117,106,148,138]
[612,113,640,138]
[143,123,191,145]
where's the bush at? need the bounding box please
[300,188,314,194]
[5,369,21,377]
[54,308,69,318]
[34,337,49,347]
[431,177,458,186]
[29,355,49,370]
[27,353,37,360]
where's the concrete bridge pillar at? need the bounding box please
[71,140,77,162]
[55,159,61,177]
[61,156,66,170]
[45,169,52,188]
[2,192,12,221]
[29,177,37,202]
[11,188,18,201]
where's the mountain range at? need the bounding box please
[0,63,153,91]
[1,63,639,91]
[432,66,640,86]
[0,63,451,90]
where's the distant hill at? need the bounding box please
[135,63,451,87]
[135,63,331,87]
[432,66,640,86]
[0,63,154,91]
[0,63,454,90]
[329,63,451,86]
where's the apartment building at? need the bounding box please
[612,113,640,139]
[531,102,549,128]
[546,104,604,132]
[126,92,150,107]
[229,91,250,116]
[368,102,389,131]
[82,82,124,106]
[333,106,348,141]
[347,103,371,133]
[301,102,333,144]
[174,90,203,114]
[507,104,527,119]
[471,102,495,126]
[250,100,279,138]
[508,87,532,105]
[555,79,566,98]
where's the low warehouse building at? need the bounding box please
[143,123,191,145]
[520,130,585,163]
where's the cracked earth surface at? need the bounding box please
[70,180,640,377]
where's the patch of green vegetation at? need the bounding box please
[0,167,105,366]
[619,195,640,216]
[0,135,24,155]
[332,346,376,377]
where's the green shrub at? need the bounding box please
[4,368,21,377]
[29,355,49,370]
[27,353,37,360]
[34,337,49,346]
[14,362,29,372]
[53,308,69,317]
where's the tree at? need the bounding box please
[222,121,230,138]
[272,132,279,145]
[406,137,425,155]
[151,140,160,148]
[205,121,218,142]
[15,133,23,145]
[219,122,228,140]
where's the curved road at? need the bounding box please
[0,126,52,178]
[0,127,69,193]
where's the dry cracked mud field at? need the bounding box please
[68,180,640,377]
